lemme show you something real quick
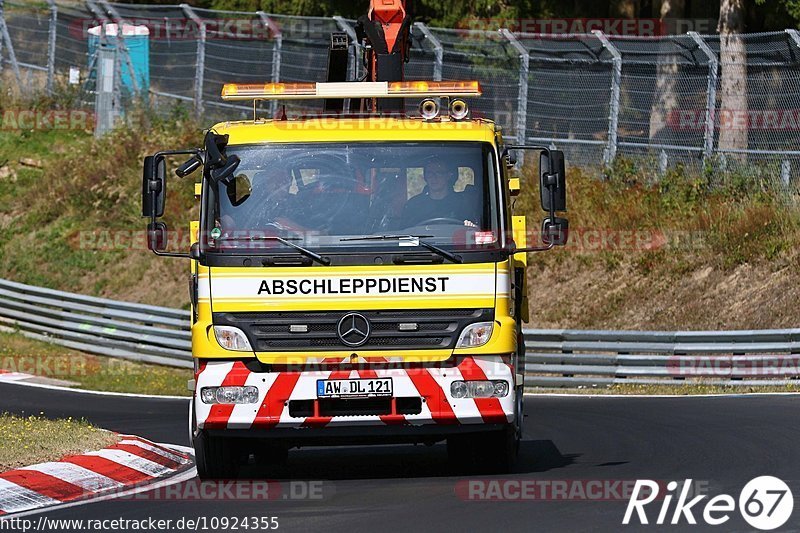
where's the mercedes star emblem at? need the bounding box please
[337,313,371,347]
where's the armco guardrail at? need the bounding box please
[525,329,800,388]
[0,278,193,368]
[0,278,797,385]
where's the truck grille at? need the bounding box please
[212,308,493,352]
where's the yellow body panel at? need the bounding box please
[190,117,522,363]
[212,118,497,145]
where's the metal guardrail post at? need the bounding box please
[46,0,57,94]
[688,31,718,162]
[257,11,282,117]
[181,4,205,117]
[592,30,621,166]
[333,16,360,83]
[414,22,443,81]
[0,0,22,89]
[501,29,530,149]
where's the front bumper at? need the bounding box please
[194,356,515,431]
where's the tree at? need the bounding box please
[717,0,748,154]
[649,0,685,144]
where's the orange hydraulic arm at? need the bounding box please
[368,0,408,63]
[356,0,413,111]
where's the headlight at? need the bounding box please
[456,322,494,348]
[451,381,469,399]
[214,325,253,351]
[450,380,509,398]
[200,386,259,404]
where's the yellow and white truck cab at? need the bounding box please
[141,80,568,478]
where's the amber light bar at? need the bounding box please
[220,81,482,101]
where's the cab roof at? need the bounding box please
[212,117,499,145]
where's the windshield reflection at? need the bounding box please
[206,142,499,252]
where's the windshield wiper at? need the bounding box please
[216,236,330,266]
[340,234,462,264]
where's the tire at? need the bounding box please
[194,430,240,480]
[447,425,518,474]
[253,444,289,467]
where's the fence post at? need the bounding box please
[414,22,443,81]
[257,11,281,117]
[46,0,57,94]
[501,29,529,149]
[780,160,791,188]
[0,0,23,89]
[688,31,718,163]
[181,4,205,117]
[94,44,116,136]
[333,16,360,83]
[592,30,621,166]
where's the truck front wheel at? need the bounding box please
[447,425,518,474]
[194,431,239,480]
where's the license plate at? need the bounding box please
[316,378,393,398]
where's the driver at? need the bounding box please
[400,160,478,228]
[241,167,304,232]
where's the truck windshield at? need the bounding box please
[205,142,501,253]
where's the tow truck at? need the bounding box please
[141,0,568,478]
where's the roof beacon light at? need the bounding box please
[419,98,440,120]
[220,81,482,101]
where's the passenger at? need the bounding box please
[400,160,478,228]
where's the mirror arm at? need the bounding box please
[155,148,203,161]
[545,172,557,223]
[152,249,192,259]
[507,144,552,157]
[509,243,554,254]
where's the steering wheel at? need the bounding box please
[415,217,465,226]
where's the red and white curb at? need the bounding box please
[0,435,193,516]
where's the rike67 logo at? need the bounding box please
[624,476,794,530]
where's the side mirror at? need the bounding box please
[226,173,252,206]
[211,155,241,185]
[539,150,566,212]
[147,221,168,252]
[508,177,521,197]
[542,217,569,246]
[142,155,166,218]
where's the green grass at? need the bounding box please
[0,331,191,396]
[0,413,119,472]
[0,94,200,308]
[527,384,800,395]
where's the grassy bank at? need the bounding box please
[518,159,800,329]
[0,96,198,309]
[0,413,119,472]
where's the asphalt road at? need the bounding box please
[3,382,799,532]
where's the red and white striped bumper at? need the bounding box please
[194,356,515,430]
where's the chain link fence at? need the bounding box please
[1,1,800,188]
